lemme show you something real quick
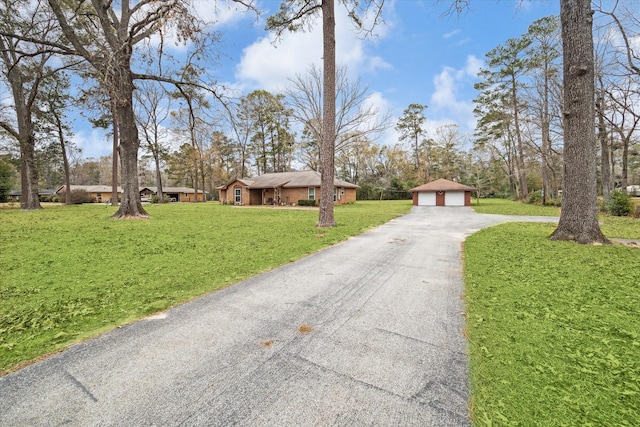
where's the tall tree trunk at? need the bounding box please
[19,131,41,210]
[7,70,41,210]
[551,0,608,244]
[192,152,199,203]
[240,147,247,178]
[188,113,199,203]
[112,65,148,219]
[512,77,528,199]
[414,134,420,173]
[609,135,616,189]
[200,159,206,202]
[621,135,629,190]
[54,111,72,204]
[318,0,336,227]
[111,102,119,206]
[154,153,164,203]
[596,83,612,203]
[541,142,550,203]
[541,65,552,204]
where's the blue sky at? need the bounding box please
[74,0,561,158]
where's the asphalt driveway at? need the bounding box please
[0,207,558,426]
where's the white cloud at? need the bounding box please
[72,129,111,159]
[236,31,321,93]
[361,91,393,137]
[378,126,400,148]
[364,91,392,116]
[146,0,252,54]
[194,0,251,26]
[427,56,482,136]
[464,55,484,77]
[235,5,390,93]
[605,24,640,63]
[443,29,461,39]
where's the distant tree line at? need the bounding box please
[0,0,637,234]
[473,11,640,207]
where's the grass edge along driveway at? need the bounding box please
[0,201,411,374]
[465,200,640,426]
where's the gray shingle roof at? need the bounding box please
[410,178,476,192]
[56,185,121,193]
[56,185,204,194]
[219,171,358,190]
[143,187,205,194]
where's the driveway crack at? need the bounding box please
[63,369,98,403]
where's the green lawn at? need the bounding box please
[0,201,411,374]
[4,197,640,425]
[471,197,640,239]
[466,200,640,426]
[472,198,561,216]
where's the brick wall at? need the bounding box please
[220,185,357,205]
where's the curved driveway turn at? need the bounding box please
[0,207,557,426]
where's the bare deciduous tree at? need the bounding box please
[287,64,391,169]
[264,0,385,227]
[135,81,171,203]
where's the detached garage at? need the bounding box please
[410,178,476,207]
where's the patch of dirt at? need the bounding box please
[297,324,313,334]
[388,237,406,244]
[260,340,276,348]
[611,238,640,248]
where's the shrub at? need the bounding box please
[543,197,561,207]
[61,189,94,204]
[607,190,633,216]
[0,160,14,202]
[297,199,317,207]
[151,195,159,204]
[526,190,543,205]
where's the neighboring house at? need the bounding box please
[627,185,640,197]
[410,178,476,207]
[218,171,358,206]
[56,185,205,203]
[56,185,121,203]
[140,186,206,202]
[8,189,58,202]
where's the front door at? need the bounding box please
[436,191,445,206]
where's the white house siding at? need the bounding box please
[417,192,436,206]
[445,191,465,206]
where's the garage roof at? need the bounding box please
[410,178,476,192]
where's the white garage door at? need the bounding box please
[445,191,465,206]
[417,192,435,206]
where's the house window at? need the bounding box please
[308,187,315,200]
[235,188,241,203]
[333,188,337,201]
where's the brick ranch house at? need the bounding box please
[218,171,358,206]
[56,185,205,203]
[409,178,476,206]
